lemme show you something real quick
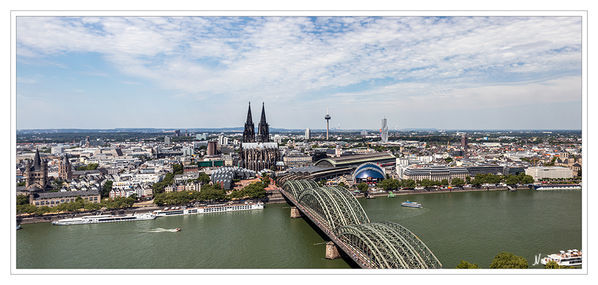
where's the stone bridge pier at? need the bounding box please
[325,241,340,259]
[290,206,302,218]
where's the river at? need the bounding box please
[16,190,581,269]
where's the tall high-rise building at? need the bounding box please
[207,141,217,156]
[381,118,389,143]
[164,136,171,145]
[257,103,270,142]
[461,133,468,149]
[305,128,311,140]
[242,102,255,143]
[218,133,228,146]
[324,109,331,140]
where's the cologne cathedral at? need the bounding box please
[240,102,280,172]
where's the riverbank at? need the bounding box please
[358,186,518,198]
[16,187,525,224]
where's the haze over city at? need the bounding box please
[16,16,582,130]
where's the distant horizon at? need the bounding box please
[16,127,582,132]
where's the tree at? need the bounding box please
[102,180,113,198]
[357,182,369,193]
[456,260,479,269]
[172,163,184,175]
[197,172,210,184]
[489,252,528,269]
[379,179,400,191]
[440,179,449,186]
[451,178,465,187]
[445,157,453,163]
[401,179,416,188]
[17,195,29,205]
[261,174,270,187]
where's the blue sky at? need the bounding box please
[16,16,582,130]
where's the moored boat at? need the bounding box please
[52,212,156,226]
[152,201,264,217]
[541,249,582,267]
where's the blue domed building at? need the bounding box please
[352,163,386,184]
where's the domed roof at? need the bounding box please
[352,163,385,181]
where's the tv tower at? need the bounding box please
[324,108,331,140]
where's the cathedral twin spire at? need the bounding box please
[242,102,270,143]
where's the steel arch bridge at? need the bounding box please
[281,179,442,269]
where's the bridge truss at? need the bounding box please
[281,179,442,269]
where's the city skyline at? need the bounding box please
[16,16,582,130]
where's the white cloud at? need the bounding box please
[15,16,582,129]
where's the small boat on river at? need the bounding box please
[401,201,422,208]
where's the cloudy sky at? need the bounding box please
[16,16,582,130]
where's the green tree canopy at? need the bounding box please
[489,252,528,269]
[357,182,369,193]
[101,180,113,198]
[456,260,479,269]
[17,195,29,205]
[379,179,400,191]
[451,178,465,187]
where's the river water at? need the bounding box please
[16,190,582,269]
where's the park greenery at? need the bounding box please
[16,196,136,215]
[75,163,99,171]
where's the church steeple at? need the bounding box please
[257,102,270,142]
[242,102,255,143]
[33,148,42,170]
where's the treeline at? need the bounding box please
[16,195,136,215]
[153,182,267,206]
[376,173,535,191]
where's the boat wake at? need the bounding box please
[147,228,180,233]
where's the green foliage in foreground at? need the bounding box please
[489,252,528,269]
[456,260,479,269]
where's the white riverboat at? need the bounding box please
[535,184,581,191]
[401,201,422,208]
[540,249,582,267]
[52,213,156,225]
[153,201,264,217]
